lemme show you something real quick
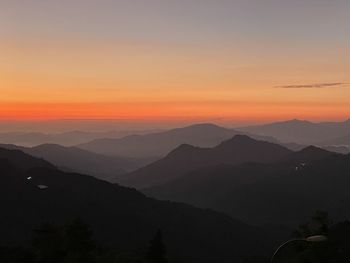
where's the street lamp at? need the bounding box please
[271,235,327,262]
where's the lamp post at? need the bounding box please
[271,235,327,263]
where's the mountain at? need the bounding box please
[77,123,278,158]
[0,147,272,263]
[273,141,348,154]
[0,131,112,147]
[0,129,162,147]
[145,147,346,227]
[117,135,293,189]
[77,123,239,157]
[0,148,54,170]
[238,119,350,145]
[0,144,156,182]
[284,145,336,162]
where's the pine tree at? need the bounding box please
[63,218,96,263]
[32,222,65,263]
[146,230,167,263]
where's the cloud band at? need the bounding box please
[276,82,349,89]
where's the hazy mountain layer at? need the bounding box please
[77,123,278,158]
[0,129,162,147]
[238,119,350,145]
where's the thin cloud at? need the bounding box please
[276,82,349,89]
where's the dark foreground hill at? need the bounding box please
[145,148,347,227]
[118,135,293,189]
[0,147,271,263]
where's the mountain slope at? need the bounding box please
[0,148,54,170]
[117,135,293,189]
[283,145,336,162]
[0,147,271,263]
[0,144,155,182]
[0,144,128,181]
[145,148,345,226]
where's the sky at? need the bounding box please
[1,0,350,126]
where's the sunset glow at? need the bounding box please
[1,0,349,123]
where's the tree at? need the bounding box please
[311,210,331,235]
[63,218,96,263]
[146,230,167,263]
[0,247,36,263]
[31,219,96,263]
[287,211,332,263]
[295,210,331,238]
[32,222,65,263]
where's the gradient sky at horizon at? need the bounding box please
[1,0,350,124]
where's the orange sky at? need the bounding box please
[1,1,350,124]
[1,40,349,123]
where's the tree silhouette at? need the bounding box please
[32,222,65,263]
[311,210,331,235]
[295,210,331,238]
[0,247,36,263]
[62,218,96,263]
[146,230,167,263]
[31,219,96,263]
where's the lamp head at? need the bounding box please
[305,235,327,242]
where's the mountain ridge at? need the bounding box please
[77,123,278,158]
[0,143,155,182]
[145,150,349,226]
[238,118,350,145]
[117,135,293,189]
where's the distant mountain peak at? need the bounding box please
[289,145,335,161]
[298,145,331,154]
[179,123,226,131]
[34,143,64,149]
[32,143,78,152]
[283,119,313,125]
[231,134,254,140]
[189,123,219,127]
[167,143,198,156]
[217,134,257,146]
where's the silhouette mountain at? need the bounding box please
[0,148,54,170]
[117,135,292,189]
[238,119,350,145]
[145,147,346,226]
[77,123,277,158]
[284,145,335,162]
[0,147,271,263]
[0,143,156,182]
